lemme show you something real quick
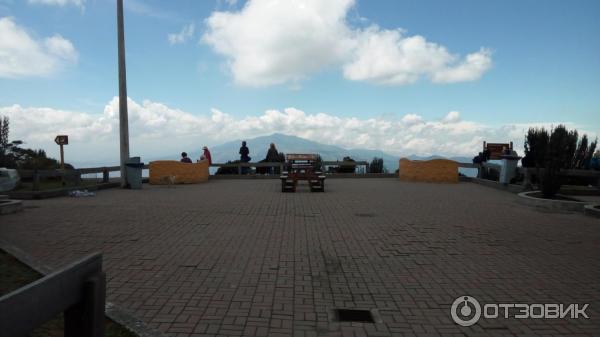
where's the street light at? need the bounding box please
[117,0,130,187]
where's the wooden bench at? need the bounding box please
[280,154,325,192]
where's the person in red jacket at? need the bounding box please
[201,146,212,165]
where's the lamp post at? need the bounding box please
[117,0,130,187]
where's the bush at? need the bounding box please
[1,116,67,170]
[368,157,384,173]
[522,127,549,168]
[338,156,356,173]
[523,125,597,197]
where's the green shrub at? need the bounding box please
[523,125,597,197]
[368,157,384,173]
[522,127,549,168]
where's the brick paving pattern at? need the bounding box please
[1,179,599,336]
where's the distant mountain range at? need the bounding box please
[180,133,472,172]
[73,133,475,174]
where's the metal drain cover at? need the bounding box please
[333,309,380,323]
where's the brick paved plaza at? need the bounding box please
[1,179,598,336]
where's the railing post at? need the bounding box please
[33,169,40,191]
[102,168,109,183]
[238,164,242,175]
[64,273,106,337]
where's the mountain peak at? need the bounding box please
[207,133,400,170]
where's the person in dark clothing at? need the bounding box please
[180,152,192,163]
[265,143,281,174]
[239,141,251,174]
[239,141,251,162]
[265,143,279,162]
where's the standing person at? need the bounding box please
[180,152,192,163]
[266,143,279,174]
[266,143,279,162]
[202,146,212,165]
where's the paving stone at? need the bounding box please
[1,179,598,336]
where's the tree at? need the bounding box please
[523,125,596,197]
[539,125,578,197]
[582,139,597,169]
[0,115,65,170]
[368,157,384,173]
[1,116,13,167]
[522,127,549,169]
[0,116,8,151]
[572,135,588,169]
[338,156,356,173]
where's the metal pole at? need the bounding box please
[60,144,65,186]
[117,0,130,187]
[60,144,65,170]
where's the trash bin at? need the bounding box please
[125,157,144,189]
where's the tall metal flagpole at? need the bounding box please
[117,0,130,187]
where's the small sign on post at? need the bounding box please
[55,135,68,170]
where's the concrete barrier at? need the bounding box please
[149,160,209,185]
[399,158,459,183]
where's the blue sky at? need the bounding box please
[0,0,599,165]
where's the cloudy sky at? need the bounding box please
[0,0,599,165]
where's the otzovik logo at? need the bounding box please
[451,295,590,326]
[451,296,481,326]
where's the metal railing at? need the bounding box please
[17,165,155,191]
[210,160,370,175]
[0,253,105,337]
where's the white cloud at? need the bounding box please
[202,0,492,87]
[45,34,78,62]
[202,0,355,86]
[0,17,78,78]
[431,48,492,83]
[168,23,195,45]
[401,113,423,125]
[441,111,461,123]
[343,27,492,85]
[3,98,594,166]
[0,104,111,144]
[28,0,84,7]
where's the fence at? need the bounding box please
[15,161,473,186]
[211,160,369,175]
[0,253,105,337]
[17,165,152,191]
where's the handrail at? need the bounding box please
[210,160,368,168]
[0,253,105,337]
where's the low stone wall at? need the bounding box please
[584,204,600,218]
[398,158,459,183]
[518,191,589,212]
[149,160,209,185]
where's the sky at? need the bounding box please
[0,0,599,166]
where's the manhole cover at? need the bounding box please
[334,309,376,323]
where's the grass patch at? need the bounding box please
[0,249,137,337]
